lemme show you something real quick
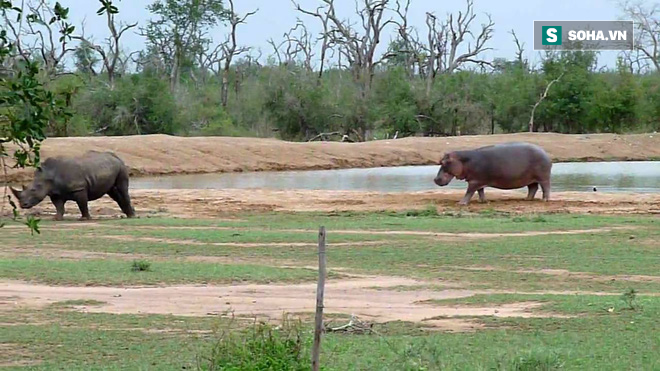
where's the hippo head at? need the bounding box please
[10,167,51,209]
[434,153,465,187]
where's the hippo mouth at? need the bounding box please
[434,173,454,187]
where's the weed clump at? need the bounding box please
[199,316,306,370]
[131,259,152,272]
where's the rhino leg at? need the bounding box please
[115,171,135,218]
[73,192,91,220]
[51,197,65,221]
[108,186,135,218]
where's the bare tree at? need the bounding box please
[621,48,650,73]
[287,22,316,72]
[421,12,446,97]
[293,0,333,81]
[621,1,659,71]
[529,72,564,132]
[217,0,257,107]
[324,0,393,92]
[4,0,76,76]
[510,29,527,70]
[268,22,316,69]
[443,0,494,74]
[390,0,420,78]
[73,0,137,89]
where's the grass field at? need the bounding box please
[2,210,659,369]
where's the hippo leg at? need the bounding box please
[478,188,486,203]
[51,197,66,221]
[73,192,91,220]
[526,183,539,201]
[459,183,482,205]
[540,180,551,201]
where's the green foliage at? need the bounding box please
[621,288,638,310]
[0,1,73,233]
[199,318,306,371]
[145,0,227,89]
[373,67,419,136]
[2,0,658,144]
[264,67,333,140]
[537,51,598,133]
[177,83,236,136]
[75,75,178,135]
[131,259,152,272]
[74,41,100,77]
[505,351,565,371]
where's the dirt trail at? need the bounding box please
[1,278,567,331]
[6,132,659,183]
[4,189,658,218]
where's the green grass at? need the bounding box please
[3,294,660,370]
[2,212,659,369]
[89,210,656,233]
[0,258,321,286]
[4,212,659,291]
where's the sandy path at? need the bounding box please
[5,132,659,183]
[1,278,568,331]
[4,189,658,218]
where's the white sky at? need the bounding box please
[59,0,652,70]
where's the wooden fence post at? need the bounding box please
[312,226,327,371]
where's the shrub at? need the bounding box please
[131,259,152,272]
[198,318,306,371]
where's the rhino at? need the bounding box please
[10,150,136,220]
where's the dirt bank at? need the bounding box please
[5,132,659,183]
[5,189,659,218]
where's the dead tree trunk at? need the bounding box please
[529,73,564,132]
[219,0,257,107]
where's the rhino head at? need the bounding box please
[10,167,51,209]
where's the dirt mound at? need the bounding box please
[5,132,659,183]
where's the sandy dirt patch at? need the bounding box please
[4,189,658,219]
[1,277,566,331]
[5,132,659,183]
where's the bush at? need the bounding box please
[74,75,179,135]
[131,259,152,272]
[198,319,306,371]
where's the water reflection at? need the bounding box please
[132,161,660,193]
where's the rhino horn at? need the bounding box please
[9,186,22,199]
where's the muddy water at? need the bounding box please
[132,161,660,193]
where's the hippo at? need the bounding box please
[433,142,552,205]
[10,150,135,220]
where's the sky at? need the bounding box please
[59,0,651,70]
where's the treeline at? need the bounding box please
[3,0,660,142]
